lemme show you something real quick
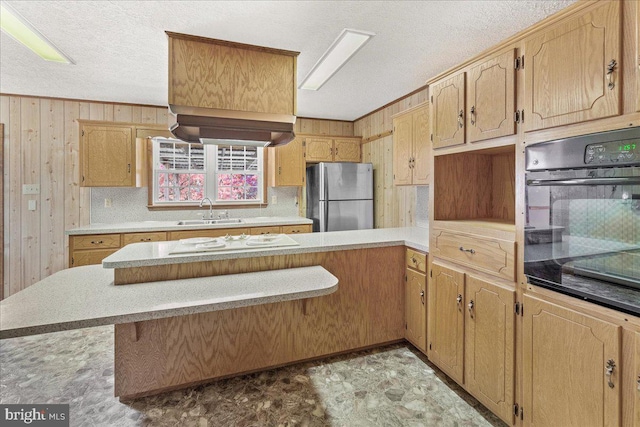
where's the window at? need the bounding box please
[152,138,264,206]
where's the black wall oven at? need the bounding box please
[525,127,640,315]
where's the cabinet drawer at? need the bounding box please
[168,228,249,241]
[123,232,167,246]
[71,249,119,267]
[406,248,427,273]
[250,226,281,235]
[71,234,121,250]
[281,224,312,234]
[431,229,515,281]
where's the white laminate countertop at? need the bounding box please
[65,216,313,235]
[103,227,429,269]
[0,265,338,339]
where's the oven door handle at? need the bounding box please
[527,177,640,186]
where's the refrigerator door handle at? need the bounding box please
[323,164,329,202]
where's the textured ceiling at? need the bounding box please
[0,0,575,121]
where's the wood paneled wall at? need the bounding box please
[0,95,168,297]
[355,88,429,228]
[295,117,353,136]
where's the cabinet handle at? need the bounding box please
[459,246,475,254]
[411,256,417,264]
[456,294,462,305]
[468,300,474,315]
[420,290,425,305]
[278,166,281,175]
[458,110,464,128]
[470,106,476,125]
[335,148,338,156]
[636,374,639,391]
[127,163,131,173]
[141,238,151,241]
[91,240,104,244]
[606,59,617,90]
[606,359,616,388]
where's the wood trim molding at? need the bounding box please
[361,130,393,144]
[0,93,167,109]
[391,101,429,119]
[354,85,429,122]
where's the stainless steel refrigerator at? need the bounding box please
[306,162,374,232]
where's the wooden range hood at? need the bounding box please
[166,32,299,147]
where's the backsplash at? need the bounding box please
[90,187,300,223]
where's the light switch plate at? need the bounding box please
[23,184,40,195]
[271,195,277,204]
[104,198,112,208]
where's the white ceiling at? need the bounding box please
[0,0,575,121]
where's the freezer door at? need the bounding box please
[321,162,373,201]
[319,200,373,232]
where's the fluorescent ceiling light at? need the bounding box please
[0,2,74,64]
[299,28,374,91]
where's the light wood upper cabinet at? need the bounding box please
[637,1,640,113]
[465,275,515,425]
[306,137,334,162]
[523,294,621,427]
[467,49,516,143]
[392,113,413,185]
[80,124,134,187]
[333,138,361,162]
[524,0,621,132]
[305,136,361,163]
[431,73,466,149]
[428,261,465,384]
[268,137,305,186]
[393,103,430,186]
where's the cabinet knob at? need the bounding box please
[468,300,474,316]
[456,294,462,305]
[420,290,425,305]
[470,106,476,125]
[411,256,417,264]
[605,359,616,388]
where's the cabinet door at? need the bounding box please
[465,275,515,425]
[249,226,281,235]
[333,138,361,162]
[71,249,119,267]
[428,261,465,384]
[431,73,466,149]
[81,125,134,186]
[272,137,305,186]
[393,114,413,185]
[405,268,427,352]
[122,232,167,246]
[411,105,431,185]
[523,295,621,427]
[467,49,516,143]
[168,228,249,240]
[524,1,621,132]
[281,224,312,234]
[305,137,333,162]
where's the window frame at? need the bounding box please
[146,137,269,210]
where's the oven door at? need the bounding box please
[524,167,640,315]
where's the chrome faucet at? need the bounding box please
[199,197,214,219]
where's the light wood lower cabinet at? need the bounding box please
[428,261,465,384]
[465,275,515,425]
[405,249,427,353]
[70,223,313,267]
[523,294,621,427]
[428,261,516,425]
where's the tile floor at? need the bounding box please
[1,326,505,427]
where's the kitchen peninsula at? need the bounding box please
[1,227,429,399]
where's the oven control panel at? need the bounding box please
[585,139,638,165]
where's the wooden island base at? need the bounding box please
[114,246,405,398]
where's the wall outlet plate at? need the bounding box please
[104,198,112,208]
[271,195,277,204]
[23,184,40,195]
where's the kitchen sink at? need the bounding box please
[177,219,244,225]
